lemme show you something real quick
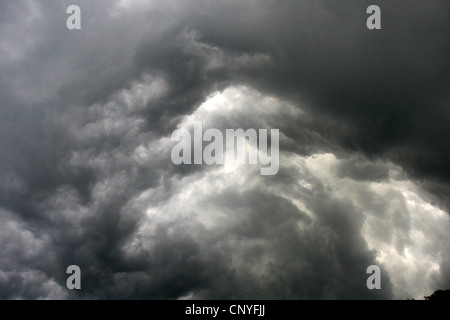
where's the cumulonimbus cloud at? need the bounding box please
[0,0,448,300]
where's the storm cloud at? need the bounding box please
[0,0,448,299]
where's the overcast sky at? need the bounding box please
[0,0,449,299]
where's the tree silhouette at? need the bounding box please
[424,289,450,301]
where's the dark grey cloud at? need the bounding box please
[188,0,449,182]
[335,156,390,182]
[0,0,448,300]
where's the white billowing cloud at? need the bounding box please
[4,79,447,299]
[124,150,449,298]
[365,184,449,299]
[187,85,301,123]
[304,153,450,299]
[113,85,450,299]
